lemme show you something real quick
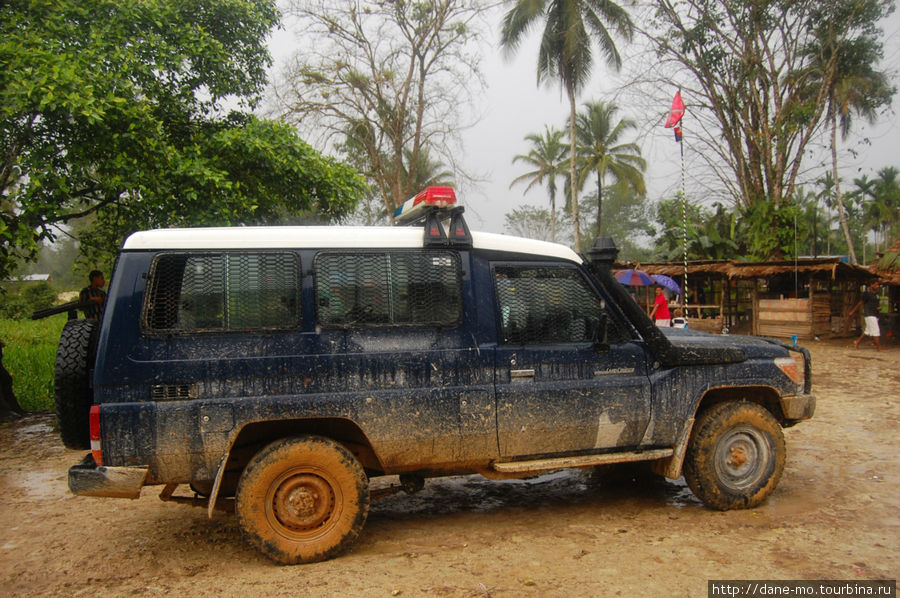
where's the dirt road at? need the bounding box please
[1,341,897,597]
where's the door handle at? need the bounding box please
[510,369,535,378]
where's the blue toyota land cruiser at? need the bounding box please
[58,187,814,564]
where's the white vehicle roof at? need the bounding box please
[122,226,583,263]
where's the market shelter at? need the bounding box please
[617,258,876,340]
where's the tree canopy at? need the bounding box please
[1,0,365,280]
[575,100,646,235]
[275,0,488,218]
[640,0,894,211]
[510,126,569,242]
[501,0,635,252]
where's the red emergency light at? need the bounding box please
[393,186,457,223]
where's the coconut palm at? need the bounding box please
[510,126,568,242]
[852,167,900,252]
[500,0,633,252]
[805,32,893,263]
[404,147,455,190]
[575,101,645,236]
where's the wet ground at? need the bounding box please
[0,340,897,596]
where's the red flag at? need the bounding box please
[664,91,684,128]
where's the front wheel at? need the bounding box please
[235,435,369,564]
[683,400,785,510]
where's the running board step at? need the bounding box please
[491,448,674,474]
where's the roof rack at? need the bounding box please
[393,186,472,247]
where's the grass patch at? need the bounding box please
[0,316,67,411]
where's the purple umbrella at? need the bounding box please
[615,269,654,286]
[651,274,683,295]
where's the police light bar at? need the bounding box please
[393,186,457,224]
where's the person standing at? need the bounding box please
[849,281,881,352]
[79,270,107,320]
[649,286,671,327]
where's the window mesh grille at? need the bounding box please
[145,253,300,332]
[315,251,461,326]
[494,266,605,344]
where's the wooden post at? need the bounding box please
[752,284,759,336]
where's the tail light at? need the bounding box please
[90,405,103,466]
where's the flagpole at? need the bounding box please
[680,130,688,326]
[665,90,688,325]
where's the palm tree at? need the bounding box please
[853,167,900,252]
[806,32,893,263]
[404,147,455,190]
[575,101,645,236]
[510,126,568,242]
[500,0,633,252]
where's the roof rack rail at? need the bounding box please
[394,186,472,247]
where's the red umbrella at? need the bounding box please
[615,269,654,286]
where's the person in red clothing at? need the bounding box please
[649,286,671,327]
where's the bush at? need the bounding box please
[0,316,66,411]
[0,282,59,319]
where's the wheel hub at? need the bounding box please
[273,474,335,531]
[727,445,748,468]
[715,427,768,491]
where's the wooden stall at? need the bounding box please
[870,237,900,343]
[615,258,874,340]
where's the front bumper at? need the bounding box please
[68,454,149,499]
[780,393,816,424]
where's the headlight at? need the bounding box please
[775,356,805,386]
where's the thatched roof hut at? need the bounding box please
[629,258,875,282]
[871,237,900,286]
[614,258,875,338]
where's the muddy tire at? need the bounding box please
[235,435,369,564]
[683,400,785,510]
[54,319,99,450]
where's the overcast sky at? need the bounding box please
[268,5,900,237]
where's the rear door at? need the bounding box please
[492,263,651,458]
[313,249,496,468]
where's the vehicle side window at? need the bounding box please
[494,265,610,345]
[144,253,300,332]
[315,251,461,327]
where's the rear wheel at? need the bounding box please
[235,435,369,564]
[54,319,99,449]
[683,400,785,510]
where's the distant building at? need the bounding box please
[11,274,51,282]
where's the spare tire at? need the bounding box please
[54,319,99,450]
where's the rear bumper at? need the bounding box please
[68,454,149,499]
[780,393,816,423]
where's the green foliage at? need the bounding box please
[501,0,633,93]
[505,205,573,245]
[510,126,569,242]
[0,316,66,411]
[500,0,635,251]
[580,184,654,262]
[279,0,484,213]
[738,201,803,260]
[849,167,900,250]
[506,183,655,261]
[648,0,894,211]
[0,282,58,320]
[653,198,738,261]
[574,101,646,234]
[1,0,364,280]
